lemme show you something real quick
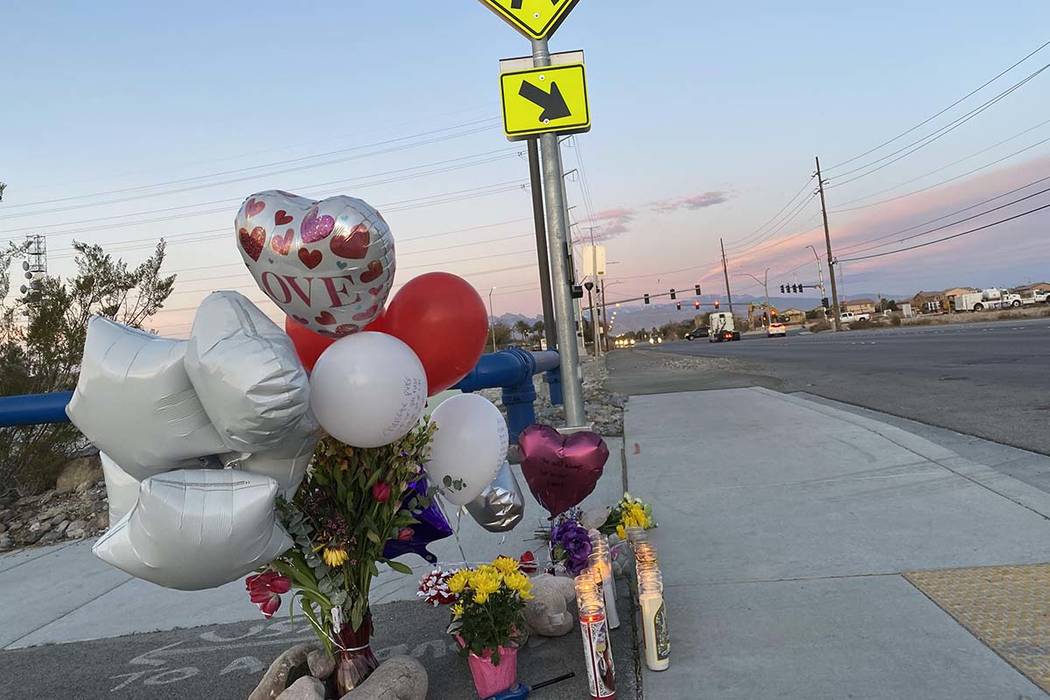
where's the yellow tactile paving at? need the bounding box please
[904,563,1050,694]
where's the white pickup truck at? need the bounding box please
[839,311,871,323]
[1020,290,1050,305]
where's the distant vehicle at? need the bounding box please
[708,312,740,342]
[839,311,871,323]
[684,326,709,340]
[1020,290,1050,305]
[766,320,787,337]
[955,289,1023,311]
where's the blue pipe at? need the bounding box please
[0,391,74,427]
[454,349,561,442]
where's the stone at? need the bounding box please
[0,523,6,535]
[524,574,575,637]
[91,512,109,530]
[28,520,50,534]
[53,520,69,536]
[341,656,428,700]
[66,519,87,534]
[75,480,93,494]
[39,491,55,505]
[248,642,321,700]
[276,676,325,700]
[0,533,11,550]
[38,530,63,545]
[307,648,336,680]
[55,454,103,494]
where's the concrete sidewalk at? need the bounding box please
[627,387,1050,699]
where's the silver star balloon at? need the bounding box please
[466,461,525,533]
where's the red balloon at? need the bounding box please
[381,273,487,395]
[284,313,385,372]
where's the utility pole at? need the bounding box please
[532,37,586,427]
[488,286,498,352]
[526,139,556,350]
[720,237,734,315]
[815,156,841,331]
[599,277,609,352]
[805,244,828,323]
[584,281,599,356]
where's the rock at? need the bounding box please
[65,519,87,534]
[55,454,103,494]
[28,520,50,534]
[53,520,69,536]
[0,533,11,550]
[91,512,109,531]
[248,642,320,700]
[276,676,325,700]
[307,649,336,680]
[39,491,55,505]
[8,520,22,531]
[38,530,63,544]
[0,523,6,535]
[15,494,38,507]
[341,656,427,700]
[524,574,575,637]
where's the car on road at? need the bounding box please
[766,320,787,337]
[684,326,709,340]
[839,311,871,323]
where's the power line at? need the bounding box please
[722,176,814,251]
[831,135,1050,214]
[827,62,1049,188]
[0,118,499,213]
[836,173,1050,254]
[825,40,1050,171]
[837,202,1050,263]
[724,193,818,253]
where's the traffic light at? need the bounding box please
[694,300,700,310]
[676,302,681,311]
[821,297,830,309]
[694,284,702,296]
[571,285,584,299]
[714,300,721,309]
[643,293,650,305]
[670,288,677,300]
[780,285,786,294]
[792,284,800,293]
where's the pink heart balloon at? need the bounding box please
[518,425,609,517]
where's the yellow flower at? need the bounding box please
[322,547,349,567]
[616,524,627,540]
[503,571,533,600]
[470,568,502,601]
[447,570,470,595]
[450,603,464,619]
[492,556,520,575]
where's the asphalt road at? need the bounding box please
[644,317,1050,455]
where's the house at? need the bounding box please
[843,299,876,314]
[910,290,946,313]
[942,287,977,304]
[1015,282,1050,294]
[779,308,807,324]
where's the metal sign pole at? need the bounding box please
[527,138,557,349]
[532,36,586,427]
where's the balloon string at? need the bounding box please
[455,506,468,564]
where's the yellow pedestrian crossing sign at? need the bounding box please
[478,0,581,40]
[499,63,590,140]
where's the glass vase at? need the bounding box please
[334,613,379,695]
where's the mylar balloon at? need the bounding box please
[309,332,427,448]
[235,191,395,337]
[426,394,508,506]
[99,452,140,526]
[382,477,453,564]
[228,411,321,499]
[93,469,292,591]
[186,292,310,453]
[465,461,526,533]
[66,317,227,481]
[380,272,488,395]
[518,425,609,516]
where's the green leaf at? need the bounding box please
[386,560,413,575]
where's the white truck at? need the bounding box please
[839,311,871,323]
[708,311,741,342]
[955,288,1023,312]
[1020,290,1050,305]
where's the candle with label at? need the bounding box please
[638,568,670,671]
[575,572,616,699]
[588,531,620,629]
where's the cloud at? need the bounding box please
[650,191,731,213]
[584,207,635,241]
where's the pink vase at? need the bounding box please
[467,645,519,698]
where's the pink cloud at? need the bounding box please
[651,191,731,213]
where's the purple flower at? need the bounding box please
[551,518,593,576]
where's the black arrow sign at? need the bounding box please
[510,0,561,9]
[518,80,571,121]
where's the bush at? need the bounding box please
[848,318,873,330]
[809,321,832,333]
[891,315,903,326]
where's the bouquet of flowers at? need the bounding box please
[444,557,533,665]
[599,492,657,540]
[247,422,435,694]
[533,509,593,576]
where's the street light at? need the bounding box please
[734,268,771,327]
[488,286,497,353]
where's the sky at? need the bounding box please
[2,1,1048,335]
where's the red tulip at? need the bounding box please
[245,571,292,619]
[397,527,414,541]
[372,482,392,503]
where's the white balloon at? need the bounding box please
[425,393,508,506]
[93,469,292,591]
[185,291,310,453]
[66,317,227,481]
[99,452,140,526]
[309,332,427,448]
[228,411,321,499]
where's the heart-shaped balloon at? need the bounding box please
[518,425,609,517]
[235,190,395,336]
